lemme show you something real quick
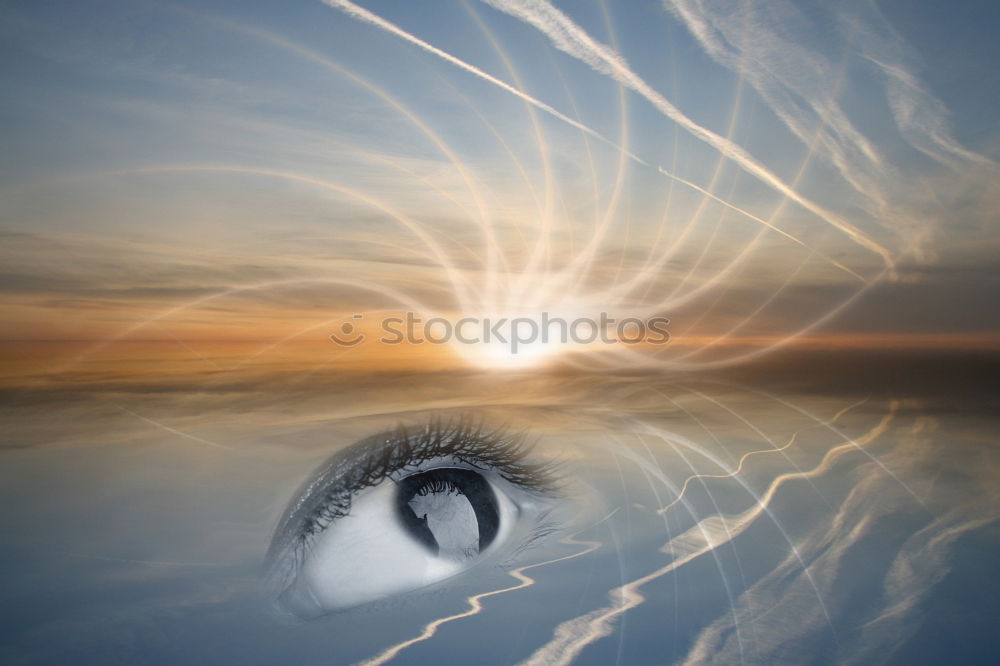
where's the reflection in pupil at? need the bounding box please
[395,468,500,559]
[409,484,478,559]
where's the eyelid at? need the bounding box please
[265,417,560,591]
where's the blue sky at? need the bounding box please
[1,0,998,367]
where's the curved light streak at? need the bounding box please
[356,508,621,666]
[519,402,898,666]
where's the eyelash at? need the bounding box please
[266,417,559,587]
[414,478,463,496]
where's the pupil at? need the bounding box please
[395,468,500,558]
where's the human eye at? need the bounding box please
[264,418,561,617]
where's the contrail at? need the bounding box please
[195,17,504,307]
[117,406,235,451]
[320,0,647,166]
[656,166,865,281]
[664,0,892,215]
[479,0,894,270]
[319,0,859,283]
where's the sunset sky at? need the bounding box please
[1,0,998,379]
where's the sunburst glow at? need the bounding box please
[1,1,997,665]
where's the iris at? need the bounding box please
[396,467,500,558]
